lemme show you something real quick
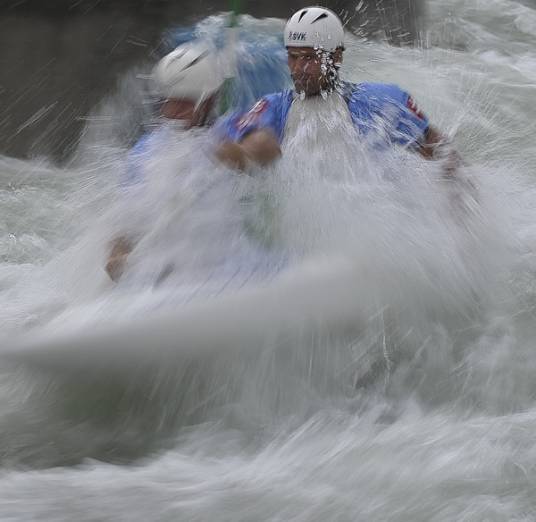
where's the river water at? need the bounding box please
[1,0,536,520]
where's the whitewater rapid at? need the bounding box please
[1,1,536,520]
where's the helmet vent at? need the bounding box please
[312,12,328,23]
[167,49,188,66]
[298,9,308,22]
[182,50,210,71]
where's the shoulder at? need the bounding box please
[345,82,422,125]
[219,90,291,122]
[263,90,294,103]
[123,127,169,188]
[215,90,292,141]
[130,132,152,156]
[346,82,410,105]
[248,90,293,114]
[343,82,429,146]
[129,126,167,158]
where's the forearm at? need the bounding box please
[215,141,249,171]
[419,127,459,171]
[216,130,281,171]
[419,126,478,213]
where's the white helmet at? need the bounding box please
[152,41,224,102]
[284,6,344,52]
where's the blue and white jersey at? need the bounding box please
[121,122,191,190]
[115,122,288,292]
[217,82,429,151]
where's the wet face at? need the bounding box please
[161,99,196,122]
[161,95,216,127]
[287,46,343,96]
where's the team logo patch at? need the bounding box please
[406,96,425,119]
[237,99,268,130]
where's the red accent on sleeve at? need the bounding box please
[237,100,269,130]
[406,96,425,120]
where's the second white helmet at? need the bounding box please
[284,6,344,52]
[152,41,224,102]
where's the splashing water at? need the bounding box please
[1,3,536,520]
